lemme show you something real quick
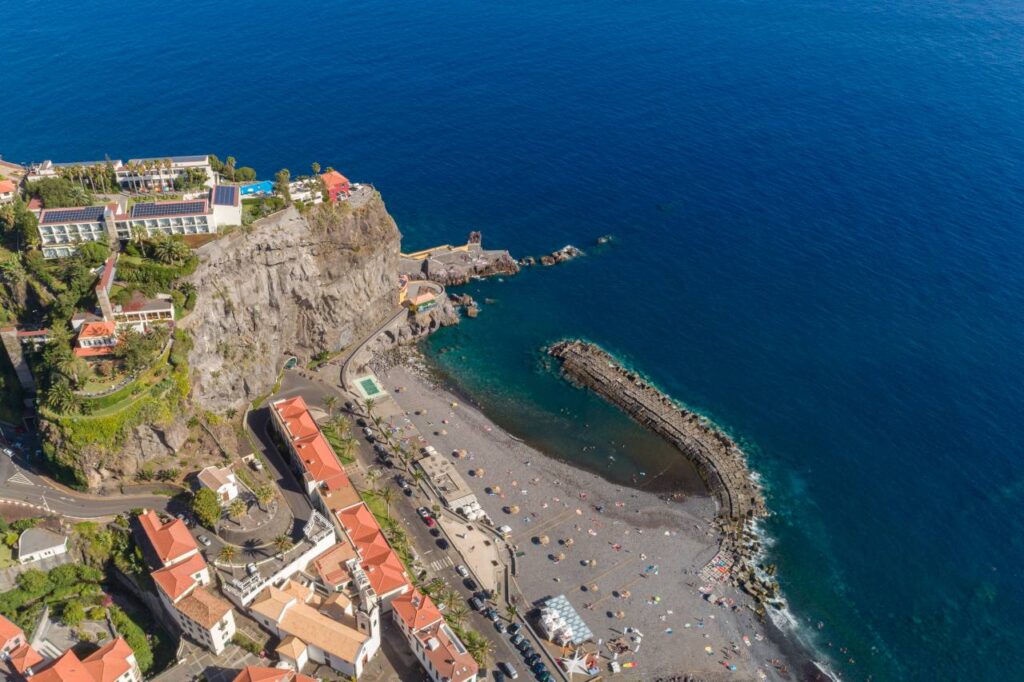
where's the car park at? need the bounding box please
[497,662,518,679]
[455,564,469,578]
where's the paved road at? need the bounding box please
[0,449,174,519]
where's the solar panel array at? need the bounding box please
[212,185,238,206]
[41,206,106,224]
[130,200,207,218]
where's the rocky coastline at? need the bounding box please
[547,339,785,614]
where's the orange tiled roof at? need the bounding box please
[338,503,380,544]
[231,666,317,682]
[320,170,349,189]
[9,643,43,673]
[272,396,320,439]
[137,509,198,566]
[82,637,135,682]
[152,552,207,601]
[313,543,358,588]
[392,588,443,633]
[272,397,348,488]
[77,321,116,339]
[175,587,232,629]
[361,538,409,597]
[73,345,116,358]
[0,613,24,648]
[419,621,478,682]
[0,180,16,194]
[28,649,90,682]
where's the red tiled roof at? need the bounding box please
[137,509,198,566]
[272,396,319,439]
[272,397,347,488]
[419,621,478,682]
[320,170,349,189]
[9,642,43,673]
[392,588,443,633]
[338,503,380,544]
[152,552,207,601]
[82,637,135,682]
[78,321,116,339]
[337,503,410,597]
[73,345,116,358]
[29,649,91,682]
[0,180,15,194]
[231,667,296,682]
[96,254,117,293]
[0,613,24,649]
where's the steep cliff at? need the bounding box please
[185,195,402,412]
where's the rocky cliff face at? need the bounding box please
[185,195,401,412]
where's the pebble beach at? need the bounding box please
[378,354,817,681]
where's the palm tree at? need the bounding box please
[226,156,236,182]
[379,486,394,517]
[505,604,519,622]
[366,468,381,491]
[46,379,75,413]
[363,398,375,417]
[324,395,337,417]
[218,545,237,563]
[440,589,460,611]
[228,498,247,521]
[254,485,274,511]
[463,631,493,668]
[311,162,321,177]
[273,534,293,556]
[446,604,469,627]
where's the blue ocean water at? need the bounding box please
[3,0,1023,678]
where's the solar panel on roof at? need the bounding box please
[130,200,207,218]
[41,206,106,224]
[212,186,238,206]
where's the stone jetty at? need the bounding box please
[548,339,765,520]
[548,340,781,611]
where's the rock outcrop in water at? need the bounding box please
[186,196,402,412]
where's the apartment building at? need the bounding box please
[392,589,478,682]
[0,614,141,682]
[116,155,214,192]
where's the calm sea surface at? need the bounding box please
[3,1,1023,678]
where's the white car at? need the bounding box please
[2,448,13,458]
[455,564,469,578]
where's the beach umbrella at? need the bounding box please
[556,552,566,561]
[440,429,448,435]
[621,590,631,599]
[564,537,574,546]
[589,559,598,567]
[490,485,502,494]
[540,535,550,545]
[509,505,520,514]
[615,610,625,619]
[704,646,714,656]
[588,583,600,592]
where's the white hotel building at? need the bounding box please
[38,186,241,258]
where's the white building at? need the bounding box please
[197,465,240,504]
[0,180,16,204]
[117,155,215,192]
[392,589,478,682]
[136,510,237,654]
[210,185,242,227]
[16,528,68,564]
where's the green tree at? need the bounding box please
[311,162,321,176]
[324,395,337,417]
[273,534,293,555]
[225,156,236,181]
[379,485,394,517]
[463,630,493,669]
[191,488,222,528]
[505,603,519,622]
[254,485,274,511]
[76,240,110,267]
[61,600,86,627]
[228,498,247,521]
[446,604,469,627]
[274,169,291,203]
[16,569,49,594]
[45,378,76,413]
[218,545,237,563]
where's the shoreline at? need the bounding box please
[374,348,831,681]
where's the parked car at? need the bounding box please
[508,623,522,636]
[455,564,469,578]
[463,577,478,591]
[469,597,485,612]
[494,620,506,633]
[436,538,449,550]
[497,662,518,679]
[2,447,14,458]
[416,507,431,518]
[510,634,524,647]
[524,653,541,666]
[356,417,367,427]
[531,662,548,675]
[484,608,499,622]
[403,486,413,497]
[396,475,409,487]
[429,528,441,538]
[520,646,535,659]
[197,535,212,547]
[516,638,533,652]
[536,672,552,682]
[363,428,375,441]
[424,516,436,528]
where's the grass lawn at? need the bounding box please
[0,545,16,568]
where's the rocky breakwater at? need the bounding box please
[187,195,402,412]
[548,339,781,612]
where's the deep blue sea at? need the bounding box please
[3,0,1023,678]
